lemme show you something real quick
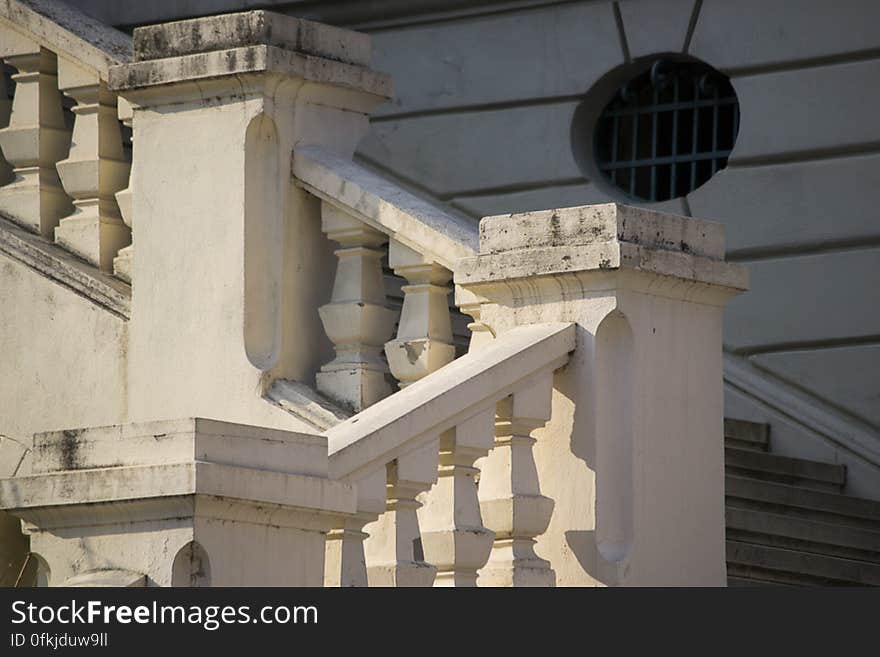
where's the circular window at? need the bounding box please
[590,59,739,202]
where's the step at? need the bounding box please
[725,476,880,530]
[726,506,880,563]
[726,540,880,586]
[725,447,846,492]
[727,575,791,587]
[724,418,770,452]
[726,562,852,587]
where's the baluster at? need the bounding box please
[54,58,130,272]
[418,408,495,586]
[363,438,439,587]
[0,67,12,184]
[384,240,455,387]
[478,374,556,586]
[112,97,134,282]
[325,468,385,587]
[0,40,72,237]
[317,202,397,412]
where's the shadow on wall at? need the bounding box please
[559,311,635,586]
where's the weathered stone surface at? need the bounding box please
[0,0,131,76]
[458,203,748,293]
[0,418,357,587]
[478,203,724,258]
[0,213,130,317]
[32,418,330,476]
[133,10,371,67]
[294,146,477,270]
[110,11,391,101]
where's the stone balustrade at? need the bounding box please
[0,6,750,589]
[323,323,575,587]
[0,0,132,275]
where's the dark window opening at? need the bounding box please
[594,59,739,202]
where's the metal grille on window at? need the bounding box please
[594,60,739,202]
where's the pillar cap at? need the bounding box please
[455,203,749,294]
[108,10,391,101]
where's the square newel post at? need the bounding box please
[0,35,72,236]
[107,11,391,426]
[458,203,749,586]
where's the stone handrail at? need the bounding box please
[295,146,482,414]
[323,321,575,586]
[0,0,133,277]
[293,146,477,269]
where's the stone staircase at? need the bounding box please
[724,419,880,586]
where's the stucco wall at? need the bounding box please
[352,0,880,441]
[0,252,127,445]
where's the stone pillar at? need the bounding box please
[478,378,556,586]
[363,439,439,587]
[458,203,748,586]
[317,203,396,412]
[384,240,456,387]
[109,11,392,428]
[418,409,495,586]
[324,467,385,587]
[54,59,130,271]
[0,37,71,237]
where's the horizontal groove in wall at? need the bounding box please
[372,94,584,122]
[354,153,590,202]
[732,335,880,358]
[729,141,880,169]
[727,237,880,263]
[727,47,880,79]
[357,0,584,33]
[352,153,447,200]
[447,177,589,200]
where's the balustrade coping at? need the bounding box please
[0,212,130,319]
[0,0,131,78]
[295,146,478,271]
[326,322,575,481]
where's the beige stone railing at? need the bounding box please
[0,0,132,276]
[295,147,580,587]
[323,322,574,587]
[294,146,480,412]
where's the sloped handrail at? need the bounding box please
[294,145,478,271]
[327,322,575,480]
[0,0,132,73]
